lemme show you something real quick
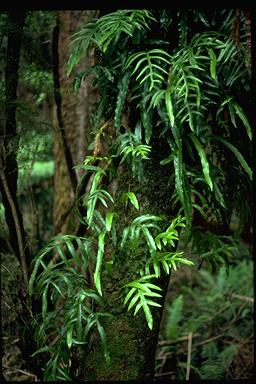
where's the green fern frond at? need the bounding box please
[94,231,106,296]
[200,343,238,379]
[96,10,155,52]
[126,49,172,91]
[67,10,155,75]
[211,135,252,180]
[67,18,98,75]
[189,133,213,191]
[123,275,162,330]
[145,251,193,277]
[165,294,184,339]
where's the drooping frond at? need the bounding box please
[67,10,156,75]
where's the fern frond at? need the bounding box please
[165,294,184,339]
[126,49,172,91]
[189,133,213,191]
[211,135,252,180]
[145,251,193,277]
[95,10,155,52]
[67,19,98,75]
[123,275,162,330]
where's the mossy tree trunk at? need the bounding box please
[74,140,175,381]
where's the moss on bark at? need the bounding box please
[76,137,175,381]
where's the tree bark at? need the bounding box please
[52,10,98,234]
[74,140,174,381]
[0,10,30,290]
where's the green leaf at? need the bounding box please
[49,281,64,299]
[128,292,140,311]
[94,232,106,296]
[142,302,153,330]
[189,133,213,191]
[29,256,45,295]
[227,99,237,127]
[124,287,136,305]
[126,192,139,210]
[141,226,156,251]
[212,136,252,181]
[212,180,227,209]
[120,227,129,248]
[66,326,73,349]
[145,299,162,307]
[208,48,217,79]
[31,345,54,357]
[165,87,175,128]
[105,212,114,232]
[160,152,175,165]
[153,262,160,277]
[96,321,110,364]
[65,239,80,264]
[173,147,184,205]
[83,317,97,340]
[151,89,165,107]
[42,288,48,321]
[55,244,69,266]
[132,214,163,225]
[233,103,252,141]
[174,257,194,266]
[141,100,153,144]
[134,300,144,315]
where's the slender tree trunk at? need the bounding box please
[0,10,30,290]
[52,10,98,234]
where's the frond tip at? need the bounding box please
[123,275,162,330]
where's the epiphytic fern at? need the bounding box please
[67,10,156,75]
[125,49,172,91]
[123,275,162,330]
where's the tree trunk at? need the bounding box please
[74,141,174,381]
[79,275,170,381]
[52,10,98,234]
[0,10,30,290]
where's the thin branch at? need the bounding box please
[2,365,38,381]
[0,158,29,289]
[158,333,200,346]
[155,371,175,377]
[192,332,226,349]
[231,293,254,303]
[185,332,193,380]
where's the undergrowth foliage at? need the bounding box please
[157,258,253,379]
[29,9,252,380]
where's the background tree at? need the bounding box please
[52,10,99,234]
[0,10,29,289]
